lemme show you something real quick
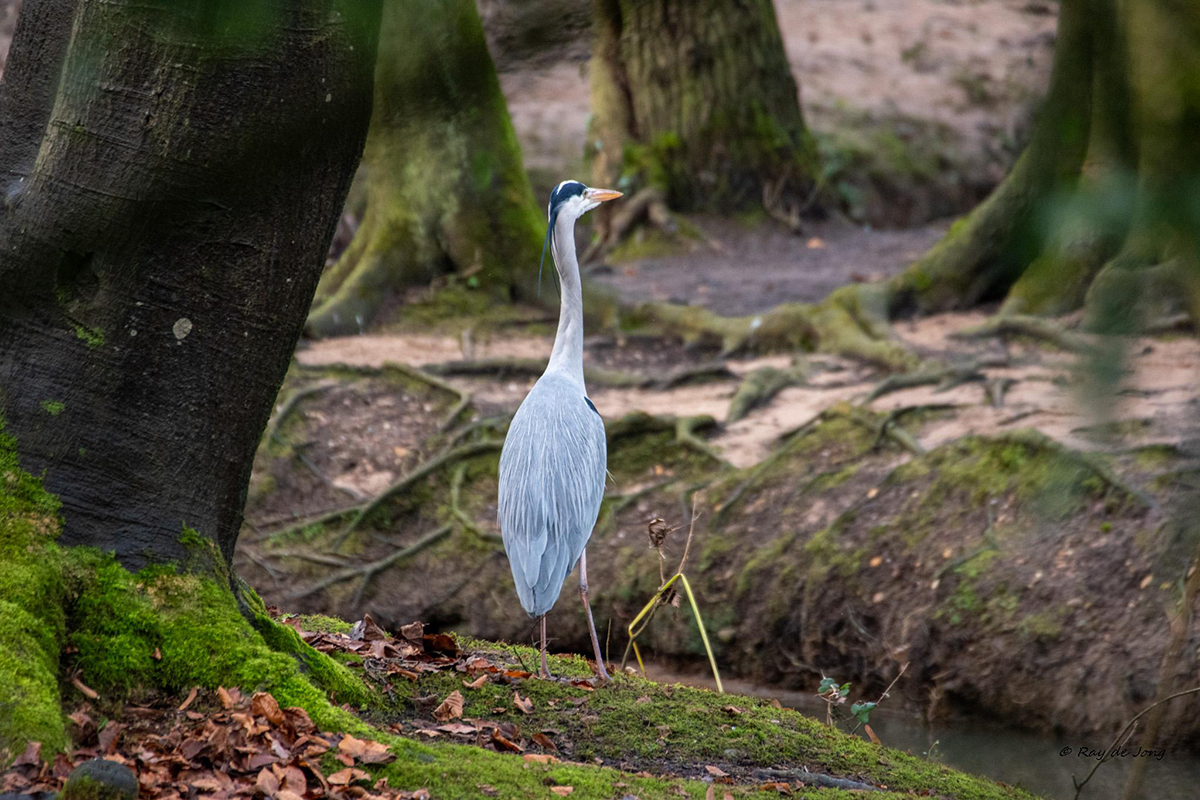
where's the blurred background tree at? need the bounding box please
[306,0,544,338]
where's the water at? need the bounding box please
[642,667,1200,800]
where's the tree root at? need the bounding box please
[674,416,726,464]
[425,357,734,391]
[861,355,1008,404]
[267,384,333,444]
[449,464,503,546]
[300,361,472,431]
[331,440,503,552]
[582,187,674,265]
[727,365,807,422]
[754,768,880,793]
[634,284,915,370]
[949,314,1094,353]
[992,429,1156,509]
[287,523,454,604]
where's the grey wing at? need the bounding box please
[497,379,607,617]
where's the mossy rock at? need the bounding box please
[62,759,138,800]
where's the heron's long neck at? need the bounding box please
[545,213,585,386]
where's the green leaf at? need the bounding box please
[851,701,877,724]
[818,677,837,693]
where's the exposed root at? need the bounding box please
[756,768,881,792]
[449,464,503,546]
[949,314,1094,353]
[331,440,503,552]
[993,429,1156,509]
[674,415,725,464]
[287,523,454,604]
[267,384,333,444]
[727,365,807,422]
[861,355,1008,404]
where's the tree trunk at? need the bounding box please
[306,0,545,338]
[588,0,817,211]
[0,0,381,570]
[887,0,1200,329]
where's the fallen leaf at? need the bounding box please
[463,674,488,689]
[98,722,125,754]
[177,686,199,711]
[217,686,235,709]
[567,679,595,692]
[721,706,744,715]
[705,765,728,778]
[504,669,532,680]
[328,767,370,786]
[491,729,524,753]
[400,620,425,640]
[865,724,882,746]
[433,690,465,721]
[532,732,558,751]
[705,787,715,800]
[522,753,559,765]
[513,691,534,714]
[277,791,304,800]
[868,556,883,568]
[768,699,783,709]
[423,632,458,654]
[437,723,478,735]
[12,740,41,767]
[256,768,280,796]
[759,783,793,795]
[252,692,285,726]
[339,733,367,758]
[1140,574,1154,589]
[550,787,574,796]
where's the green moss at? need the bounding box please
[0,418,68,762]
[39,400,66,416]
[74,325,105,349]
[296,614,356,635]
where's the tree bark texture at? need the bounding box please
[0,0,381,569]
[889,0,1200,328]
[588,0,816,211]
[306,0,545,338]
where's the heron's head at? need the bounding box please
[539,180,621,291]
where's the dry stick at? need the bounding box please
[1071,686,1200,799]
[849,662,910,736]
[330,440,502,552]
[288,523,454,603]
[263,549,352,568]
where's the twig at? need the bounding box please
[849,662,910,736]
[236,549,282,587]
[1072,686,1200,799]
[287,523,453,603]
[331,440,502,551]
[263,548,352,568]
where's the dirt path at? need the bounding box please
[296,313,1200,475]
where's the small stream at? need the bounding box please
[642,667,1200,800]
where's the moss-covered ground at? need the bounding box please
[0,413,1040,797]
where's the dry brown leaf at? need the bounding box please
[705,786,715,800]
[550,787,573,796]
[339,733,367,758]
[279,764,307,793]
[437,723,478,735]
[327,767,370,786]
[359,738,396,765]
[522,753,559,765]
[504,669,532,679]
[255,767,280,796]
[12,741,41,767]
[490,729,524,753]
[721,705,744,715]
[759,782,793,795]
[463,674,488,689]
[513,691,534,714]
[252,692,285,726]
[531,732,558,751]
[400,620,425,640]
[177,686,199,711]
[152,646,162,661]
[705,765,728,778]
[865,723,882,746]
[217,686,235,709]
[433,690,465,721]
[276,791,304,800]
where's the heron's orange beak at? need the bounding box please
[587,188,623,203]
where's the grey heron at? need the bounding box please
[498,180,622,680]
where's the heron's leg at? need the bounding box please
[579,549,611,681]
[539,614,551,679]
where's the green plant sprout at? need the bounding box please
[620,500,723,693]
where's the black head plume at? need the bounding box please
[538,181,587,296]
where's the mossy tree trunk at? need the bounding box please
[588,0,817,212]
[306,0,545,338]
[888,0,1200,330]
[0,0,381,569]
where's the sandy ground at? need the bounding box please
[296,313,1200,479]
[495,0,1056,190]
